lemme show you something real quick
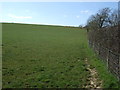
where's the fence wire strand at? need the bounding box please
[88,41,120,81]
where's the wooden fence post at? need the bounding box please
[106,48,109,70]
[98,43,100,55]
[118,54,120,87]
[118,1,120,83]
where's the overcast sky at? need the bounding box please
[1,2,118,26]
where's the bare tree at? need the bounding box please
[86,15,98,30]
[86,8,112,30]
[109,9,119,26]
[97,8,111,28]
[79,25,83,28]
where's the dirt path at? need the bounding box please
[84,58,102,88]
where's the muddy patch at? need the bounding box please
[84,58,102,88]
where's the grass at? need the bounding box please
[86,48,120,88]
[2,23,119,88]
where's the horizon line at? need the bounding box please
[0,22,80,27]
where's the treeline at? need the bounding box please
[86,7,119,53]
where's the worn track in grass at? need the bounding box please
[84,58,102,88]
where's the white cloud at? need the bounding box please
[63,15,67,18]
[8,14,32,19]
[25,10,30,13]
[80,10,94,15]
[76,15,80,18]
[80,10,89,13]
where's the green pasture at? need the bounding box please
[2,23,119,88]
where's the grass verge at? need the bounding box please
[86,47,120,88]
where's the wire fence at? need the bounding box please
[88,41,120,81]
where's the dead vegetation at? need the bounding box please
[84,58,102,88]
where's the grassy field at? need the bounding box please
[2,23,119,88]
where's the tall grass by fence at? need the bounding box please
[88,41,120,81]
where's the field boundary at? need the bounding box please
[88,40,120,81]
[0,22,2,89]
